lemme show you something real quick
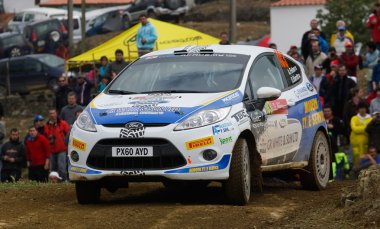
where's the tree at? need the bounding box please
[316,0,377,45]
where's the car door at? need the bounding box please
[9,59,27,93]
[24,58,46,90]
[247,54,301,166]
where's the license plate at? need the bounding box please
[111,146,153,157]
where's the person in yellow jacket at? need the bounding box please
[330,20,355,54]
[350,103,372,164]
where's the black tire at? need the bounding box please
[75,181,101,204]
[9,47,22,57]
[300,131,331,190]
[224,138,251,205]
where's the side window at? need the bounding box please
[24,60,42,72]
[13,13,23,22]
[24,13,35,22]
[9,60,25,73]
[248,55,285,97]
[281,57,302,87]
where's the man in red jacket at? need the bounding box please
[341,41,359,77]
[367,3,380,51]
[25,126,51,182]
[44,108,70,181]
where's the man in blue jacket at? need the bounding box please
[136,14,158,57]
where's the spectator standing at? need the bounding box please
[362,42,380,92]
[367,3,380,51]
[350,103,372,164]
[55,42,69,60]
[55,76,73,113]
[219,32,230,45]
[371,57,380,91]
[98,77,110,94]
[301,19,326,60]
[330,20,354,47]
[310,65,329,99]
[60,92,83,126]
[0,128,25,182]
[312,29,328,54]
[305,41,327,78]
[108,49,128,79]
[136,14,158,57]
[25,126,50,182]
[343,88,366,139]
[330,65,356,119]
[98,56,109,80]
[322,47,342,73]
[341,41,359,77]
[324,106,345,155]
[44,109,70,181]
[45,34,57,54]
[75,74,93,107]
[290,51,304,65]
[366,111,380,153]
[33,115,45,135]
[331,26,353,56]
[369,88,380,114]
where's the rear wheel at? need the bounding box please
[300,131,330,190]
[224,138,251,205]
[75,181,101,204]
[49,30,61,42]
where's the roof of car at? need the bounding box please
[0,54,59,63]
[143,45,277,58]
[86,5,130,19]
[24,18,61,26]
[20,7,81,17]
[0,32,22,39]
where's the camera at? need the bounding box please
[48,135,55,145]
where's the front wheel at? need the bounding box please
[75,181,101,204]
[300,131,331,190]
[224,138,251,205]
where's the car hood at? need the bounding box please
[89,90,243,125]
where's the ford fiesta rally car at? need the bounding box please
[69,45,331,205]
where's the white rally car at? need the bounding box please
[69,45,331,205]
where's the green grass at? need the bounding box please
[0,180,72,191]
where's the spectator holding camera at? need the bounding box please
[25,126,50,182]
[44,108,70,181]
[366,111,380,153]
[350,146,380,179]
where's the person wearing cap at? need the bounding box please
[330,20,354,48]
[310,65,329,100]
[332,25,354,56]
[322,47,342,74]
[49,171,62,183]
[33,115,45,135]
[366,111,380,153]
[341,41,359,77]
[311,29,328,54]
[301,19,327,60]
[25,126,50,182]
[369,88,380,114]
[367,3,380,51]
[305,40,327,78]
[0,128,25,182]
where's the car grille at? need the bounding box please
[102,123,170,128]
[86,138,187,170]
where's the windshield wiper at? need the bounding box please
[140,90,203,94]
[108,89,137,95]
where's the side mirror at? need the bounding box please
[257,87,281,101]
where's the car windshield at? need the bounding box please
[107,54,249,94]
[35,54,64,67]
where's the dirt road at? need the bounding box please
[1,180,375,229]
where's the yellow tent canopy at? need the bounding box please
[68,19,220,65]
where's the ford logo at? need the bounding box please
[125,122,144,129]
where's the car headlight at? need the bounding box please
[174,107,231,131]
[75,111,97,132]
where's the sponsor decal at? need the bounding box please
[293,86,309,99]
[251,122,265,128]
[222,91,240,103]
[187,157,192,164]
[69,166,102,174]
[286,65,301,83]
[302,111,325,129]
[129,100,169,105]
[72,138,86,151]
[186,136,214,150]
[219,136,233,145]
[304,98,319,114]
[275,50,289,68]
[130,94,179,101]
[120,170,145,176]
[212,122,233,135]
[164,154,231,174]
[120,122,145,138]
[279,119,287,128]
[231,110,249,125]
[306,82,314,92]
[266,132,299,151]
[106,106,181,116]
[264,99,288,115]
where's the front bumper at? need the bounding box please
[68,122,238,181]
